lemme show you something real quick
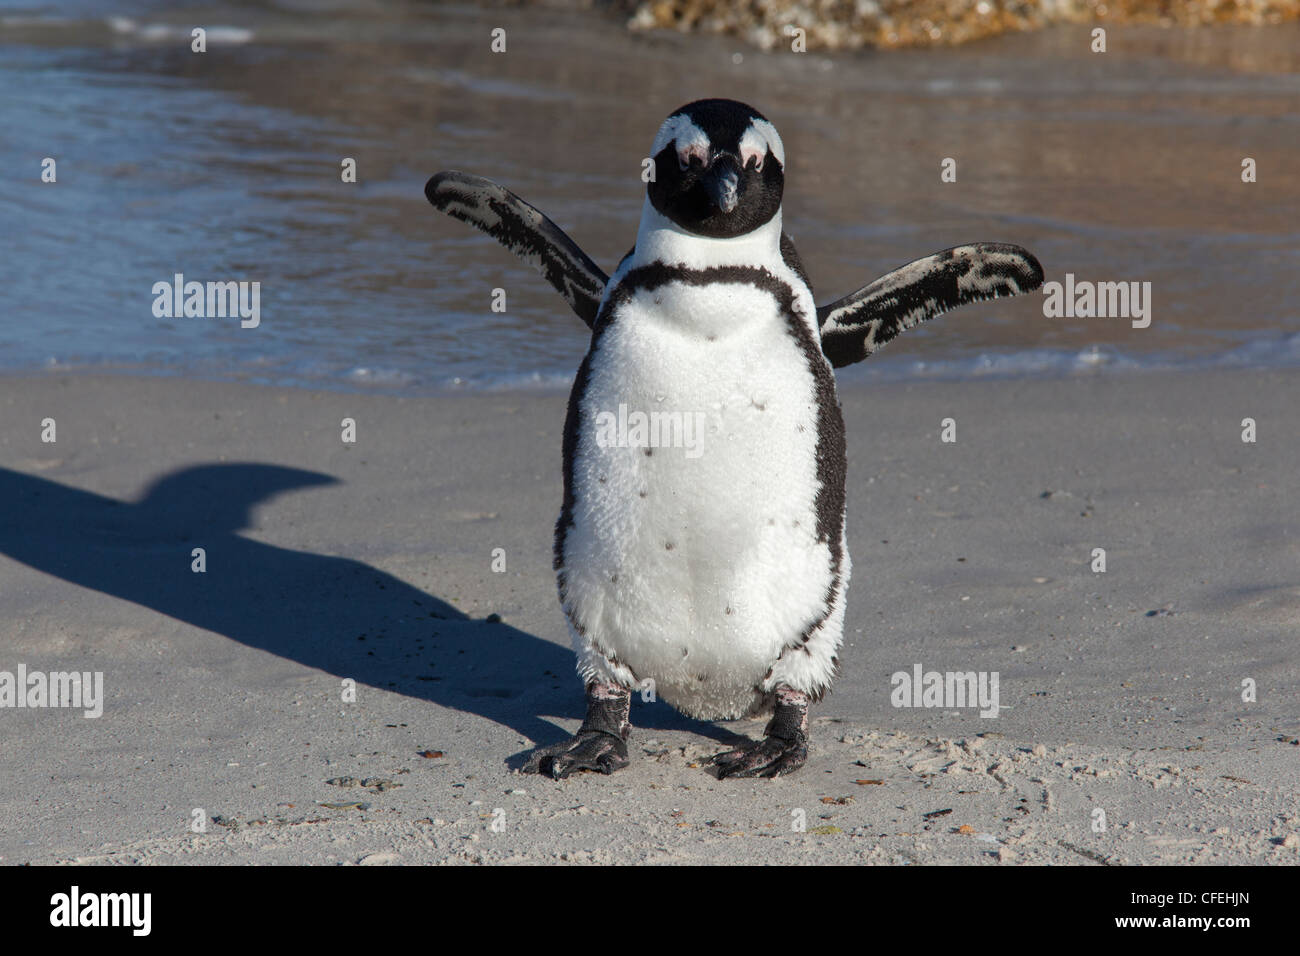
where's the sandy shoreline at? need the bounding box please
[0,369,1296,865]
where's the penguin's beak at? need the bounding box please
[704,157,741,215]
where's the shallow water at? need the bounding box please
[2,1,1298,392]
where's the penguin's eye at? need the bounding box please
[743,150,764,172]
[676,146,707,172]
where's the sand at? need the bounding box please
[0,369,1296,865]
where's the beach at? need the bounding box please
[1,369,1296,865]
[2,0,1297,869]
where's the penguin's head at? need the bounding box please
[647,99,785,240]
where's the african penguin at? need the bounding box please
[426,98,1044,779]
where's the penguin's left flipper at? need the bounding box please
[425,171,610,329]
[817,242,1044,369]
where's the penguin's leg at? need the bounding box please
[711,686,810,779]
[522,681,632,779]
[712,559,847,779]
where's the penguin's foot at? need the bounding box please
[523,730,628,779]
[712,687,810,779]
[522,682,631,779]
[711,734,807,778]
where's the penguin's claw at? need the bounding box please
[522,730,630,779]
[711,734,808,779]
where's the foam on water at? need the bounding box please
[108,17,255,44]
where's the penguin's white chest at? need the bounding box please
[559,277,837,718]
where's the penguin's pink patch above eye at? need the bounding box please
[740,146,765,170]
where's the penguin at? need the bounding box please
[426,98,1043,778]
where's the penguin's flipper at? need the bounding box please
[816,243,1044,369]
[425,171,610,329]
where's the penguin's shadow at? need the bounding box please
[0,464,743,759]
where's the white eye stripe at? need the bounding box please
[652,113,709,160]
[740,119,784,169]
[652,110,785,173]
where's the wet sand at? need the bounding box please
[1,370,1296,864]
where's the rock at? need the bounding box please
[625,0,1300,52]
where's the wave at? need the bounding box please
[9,335,1300,395]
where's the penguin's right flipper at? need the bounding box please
[816,243,1044,368]
[425,171,610,329]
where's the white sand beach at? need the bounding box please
[1,370,1295,865]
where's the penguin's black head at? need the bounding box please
[647,98,785,240]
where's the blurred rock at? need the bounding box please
[617,0,1300,49]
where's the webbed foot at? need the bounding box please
[522,681,631,779]
[712,687,810,779]
[523,729,629,779]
